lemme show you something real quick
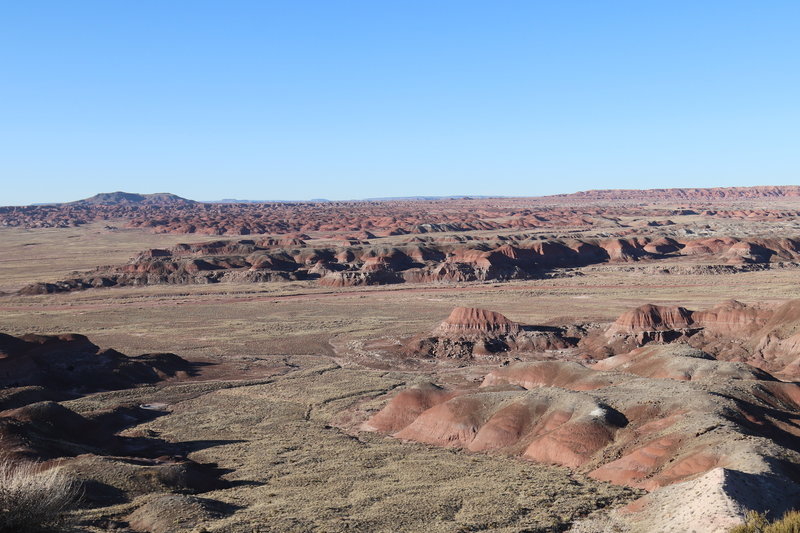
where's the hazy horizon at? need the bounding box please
[9,182,800,207]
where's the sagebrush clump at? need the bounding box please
[0,458,79,532]
[730,510,800,533]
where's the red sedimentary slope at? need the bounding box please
[692,299,774,335]
[363,349,800,531]
[606,304,694,338]
[366,352,800,487]
[361,383,458,433]
[402,307,578,360]
[594,299,800,376]
[481,361,620,391]
[434,307,521,336]
[592,344,775,382]
[20,234,800,294]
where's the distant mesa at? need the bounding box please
[71,191,196,206]
[553,185,800,201]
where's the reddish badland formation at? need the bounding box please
[365,347,800,486]
[365,302,800,530]
[597,299,800,376]
[0,194,617,232]
[398,299,800,377]
[5,186,800,233]
[364,352,800,530]
[403,307,579,360]
[435,307,521,336]
[19,233,800,294]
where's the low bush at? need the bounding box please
[731,510,800,533]
[0,457,79,532]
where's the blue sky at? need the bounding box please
[1,1,798,204]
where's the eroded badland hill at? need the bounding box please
[5,186,800,532]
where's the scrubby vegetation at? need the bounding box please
[730,510,800,533]
[0,458,79,532]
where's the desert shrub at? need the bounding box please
[730,510,800,533]
[0,458,79,532]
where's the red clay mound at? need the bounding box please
[481,361,619,391]
[691,299,772,336]
[388,387,624,469]
[360,382,458,433]
[523,412,616,468]
[592,345,774,382]
[596,299,800,376]
[364,354,800,508]
[589,434,687,489]
[402,307,578,360]
[606,304,695,336]
[435,307,521,337]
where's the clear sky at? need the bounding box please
[1,1,798,204]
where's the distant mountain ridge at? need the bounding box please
[204,195,497,203]
[71,192,195,206]
[551,185,800,201]
[20,185,800,209]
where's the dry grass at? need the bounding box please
[730,510,800,533]
[6,223,800,531]
[96,363,641,532]
[0,457,80,532]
